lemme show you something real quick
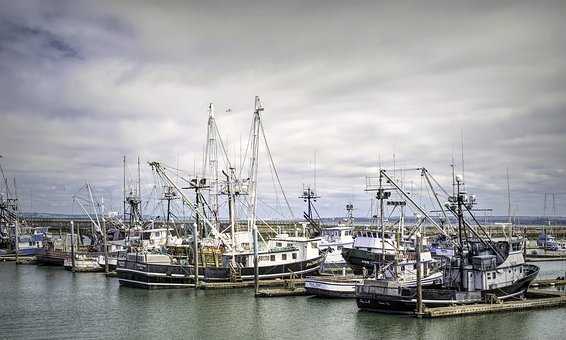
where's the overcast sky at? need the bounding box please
[0,1,565,218]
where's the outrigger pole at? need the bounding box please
[148,162,232,251]
[379,170,456,245]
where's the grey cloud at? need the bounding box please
[1,1,566,218]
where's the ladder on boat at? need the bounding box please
[229,262,242,282]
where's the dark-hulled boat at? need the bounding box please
[356,170,539,314]
[117,236,325,288]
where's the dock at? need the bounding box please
[530,279,566,287]
[0,255,37,264]
[423,291,566,318]
[526,256,566,262]
[200,278,305,290]
[255,287,307,297]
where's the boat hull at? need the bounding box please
[36,251,66,266]
[117,255,325,289]
[304,276,361,298]
[204,255,325,282]
[341,248,395,275]
[356,264,540,314]
[117,259,199,289]
[17,247,46,256]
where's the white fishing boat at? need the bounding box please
[118,98,325,288]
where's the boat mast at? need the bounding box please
[378,170,385,267]
[456,175,465,290]
[248,96,263,294]
[203,103,220,229]
[138,156,142,219]
[123,156,126,223]
[506,168,513,239]
[224,168,237,265]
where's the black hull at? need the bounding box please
[117,259,199,289]
[204,255,324,282]
[117,255,324,289]
[36,253,65,266]
[341,248,395,275]
[356,264,540,314]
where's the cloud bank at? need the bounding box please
[0,1,565,217]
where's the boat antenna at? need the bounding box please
[314,150,317,196]
[138,156,142,218]
[460,128,465,190]
[506,168,512,224]
[123,155,126,222]
[451,153,456,198]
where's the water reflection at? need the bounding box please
[1,262,565,340]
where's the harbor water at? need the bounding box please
[0,261,565,340]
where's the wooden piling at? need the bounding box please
[193,222,199,287]
[70,221,76,272]
[416,232,424,317]
[14,220,19,264]
[102,218,109,274]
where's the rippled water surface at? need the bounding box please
[1,261,565,340]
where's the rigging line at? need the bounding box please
[236,196,279,236]
[214,121,233,170]
[238,116,255,179]
[259,121,295,220]
[311,202,322,222]
[461,203,506,262]
[0,162,11,197]
[255,196,287,219]
[267,153,281,213]
[386,204,398,221]
[426,171,451,198]
[159,162,195,178]
[424,177,439,218]
[405,218,425,239]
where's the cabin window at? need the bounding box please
[292,253,297,260]
[270,255,275,262]
[276,242,282,247]
[493,272,497,279]
[259,255,269,261]
[520,267,522,273]
[311,242,318,248]
[487,273,491,279]
[282,254,287,260]
[401,265,405,271]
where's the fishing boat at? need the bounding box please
[205,234,324,281]
[116,245,197,289]
[356,169,539,314]
[318,204,355,271]
[305,251,443,299]
[537,232,561,251]
[15,228,48,255]
[341,230,399,275]
[341,182,417,276]
[118,98,325,288]
[37,235,71,266]
[304,275,364,298]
